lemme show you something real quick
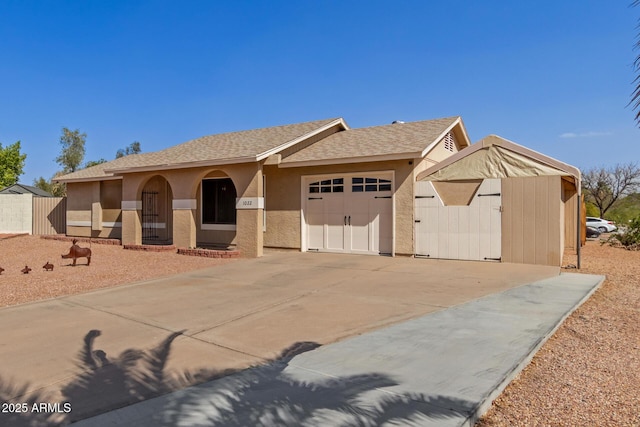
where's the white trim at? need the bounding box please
[102,222,122,228]
[201,224,236,231]
[236,197,264,209]
[67,220,91,227]
[122,200,142,210]
[104,120,348,174]
[256,118,349,161]
[279,152,421,168]
[300,175,307,252]
[172,199,197,210]
[419,117,468,158]
[142,222,166,229]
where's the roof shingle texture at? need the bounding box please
[56,118,338,181]
[56,116,460,181]
[281,116,459,163]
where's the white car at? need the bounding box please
[586,217,617,233]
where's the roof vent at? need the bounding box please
[392,120,405,124]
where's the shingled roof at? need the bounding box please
[0,183,53,197]
[280,116,467,166]
[56,118,343,181]
[56,116,468,182]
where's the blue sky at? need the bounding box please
[1,1,638,184]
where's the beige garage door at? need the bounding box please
[414,179,501,261]
[305,173,393,255]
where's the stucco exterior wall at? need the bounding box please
[66,182,94,238]
[118,163,263,254]
[501,176,563,266]
[66,181,122,239]
[264,159,415,255]
[424,129,465,164]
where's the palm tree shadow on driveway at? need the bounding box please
[1,330,476,426]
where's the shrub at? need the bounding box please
[605,215,640,250]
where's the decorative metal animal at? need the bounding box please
[43,261,54,271]
[21,265,32,274]
[61,239,92,266]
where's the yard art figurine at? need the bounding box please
[21,265,32,274]
[43,261,54,271]
[61,239,92,266]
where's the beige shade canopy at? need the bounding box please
[416,134,580,186]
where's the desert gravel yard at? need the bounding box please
[478,239,640,427]
[0,235,236,307]
[1,235,638,425]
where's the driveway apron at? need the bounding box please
[0,252,600,426]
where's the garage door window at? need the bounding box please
[352,177,392,192]
[309,178,344,193]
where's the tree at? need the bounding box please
[84,158,107,168]
[0,141,27,189]
[116,141,141,158]
[33,172,67,197]
[56,127,86,173]
[582,163,640,217]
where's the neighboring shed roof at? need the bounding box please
[280,116,468,167]
[0,183,53,197]
[416,134,581,182]
[56,118,345,182]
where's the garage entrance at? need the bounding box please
[303,172,393,255]
[414,178,501,261]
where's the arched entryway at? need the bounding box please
[140,175,173,244]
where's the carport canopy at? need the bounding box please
[415,134,583,267]
[415,134,580,186]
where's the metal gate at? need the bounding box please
[142,191,159,241]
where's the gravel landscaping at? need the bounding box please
[477,239,640,426]
[0,235,236,307]
[1,234,638,425]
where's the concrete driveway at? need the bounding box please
[0,251,560,425]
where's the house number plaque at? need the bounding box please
[235,197,264,209]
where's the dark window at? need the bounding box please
[202,178,237,224]
[352,177,393,192]
[309,177,345,193]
